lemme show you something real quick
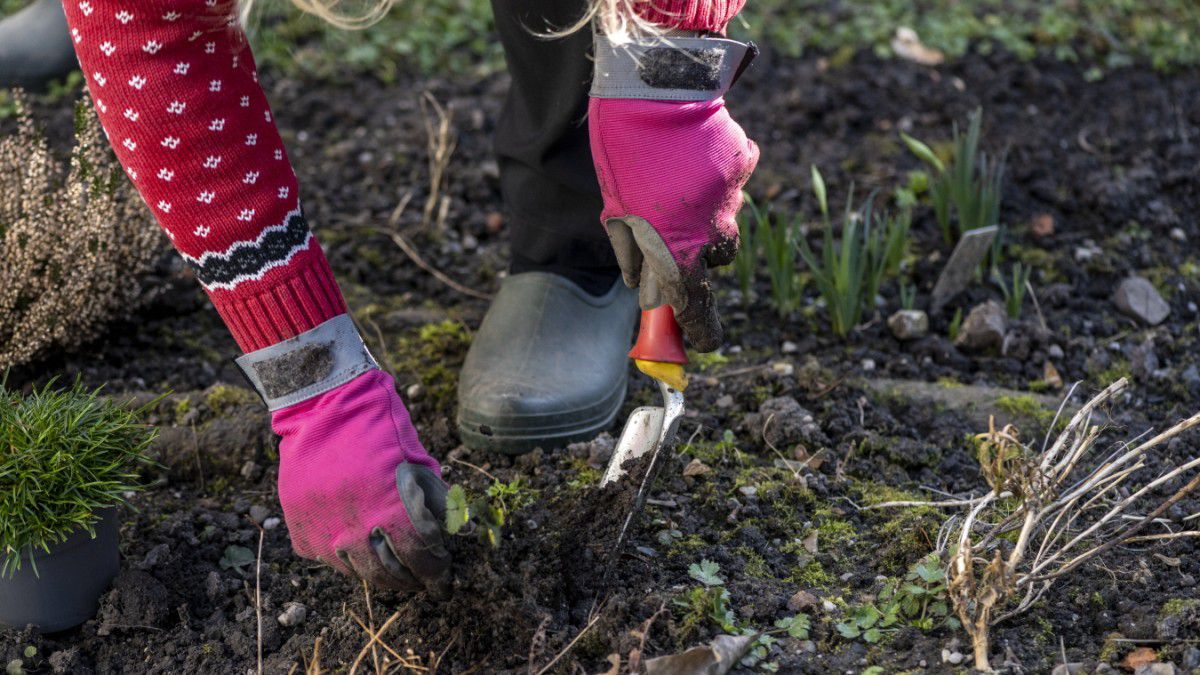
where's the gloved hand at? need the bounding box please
[271,369,450,592]
[589,96,758,352]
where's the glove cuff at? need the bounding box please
[590,35,757,102]
[235,314,379,411]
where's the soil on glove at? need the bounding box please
[3,42,1200,674]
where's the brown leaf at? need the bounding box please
[1043,361,1063,390]
[1121,647,1158,671]
[1030,213,1056,238]
[683,458,712,478]
[599,653,621,675]
[802,531,819,555]
[787,589,819,612]
[644,635,757,675]
[891,27,945,66]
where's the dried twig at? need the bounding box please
[419,92,457,231]
[533,610,605,675]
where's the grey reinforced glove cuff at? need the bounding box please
[590,34,757,102]
[234,314,379,411]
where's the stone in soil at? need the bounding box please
[1113,276,1170,326]
[954,300,1007,351]
[930,225,998,313]
[744,396,825,449]
[887,309,929,340]
[277,602,307,627]
[97,571,171,636]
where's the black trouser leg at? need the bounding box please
[489,0,621,296]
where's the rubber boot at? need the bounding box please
[457,272,639,453]
[0,0,77,91]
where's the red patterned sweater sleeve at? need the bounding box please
[633,0,746,33]
[62,0,347,352]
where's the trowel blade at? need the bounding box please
[600,406,665,487]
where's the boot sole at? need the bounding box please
[456,368,628,454]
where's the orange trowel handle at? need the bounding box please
[628,305,688,365]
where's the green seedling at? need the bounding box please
[899,280,917,310]
[798,166,912,337]
[746,197,804,317]
[836,553,957,643]
[445,478,534,547]
[1,379,158,576]
[733,193,758,304]
[948,307,964,341]
[993,261,1031,319]
[902,108,1005,243]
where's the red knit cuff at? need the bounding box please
[208,245,349,353]
[634,0,746,32]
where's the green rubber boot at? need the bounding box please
[0,0,77,91]
[456,272,638,454]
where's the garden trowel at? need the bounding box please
[599,305,689,567]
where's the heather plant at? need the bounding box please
[0,93,163,370]
[902,108,1005,243]
[1,380,158,576]
[798,166,912,337]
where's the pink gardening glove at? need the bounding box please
[272,369,450,592]
[589,97,759,352]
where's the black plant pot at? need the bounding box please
[0,508,120,633]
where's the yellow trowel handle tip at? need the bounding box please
[634,359,689,391]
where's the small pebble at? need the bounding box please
[861,358,876,372]
[249,505,270,524]
[781,341,798,354]
[406,383,423,401]
[1047,344,1065,359]
[1170,227,1187,242]
[635,546,658,558]
[715,395,734,408]
[277,602,307,627]
[263,517,281,531]
[771,362,795,377]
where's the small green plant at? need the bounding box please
[674,559,814,670]
[899,280,917,310]
[733,194,758,305]
[1,379,157,576]
[902,108,1005,243]
[744,196,805,316]
[993,261,1031,319]
[836,554,957,642]
[445,476,535,547]
[798,166,912,337]
[947,307,964,341]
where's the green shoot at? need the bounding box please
[835,554,957,642]
[902,108,1005,243]
[750,199,804,317]
[899,280,917,310]
[1,379,158,576]
[733,192,758,305]
[797,166,912,337]
[993,261,1031,319]
[948,307,964,341]
[444,477,535,547]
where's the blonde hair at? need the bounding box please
[245,0,663,41]
[547,0,671,44]
[240,0,398,30]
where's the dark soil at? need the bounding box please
[4,42,1200,674]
